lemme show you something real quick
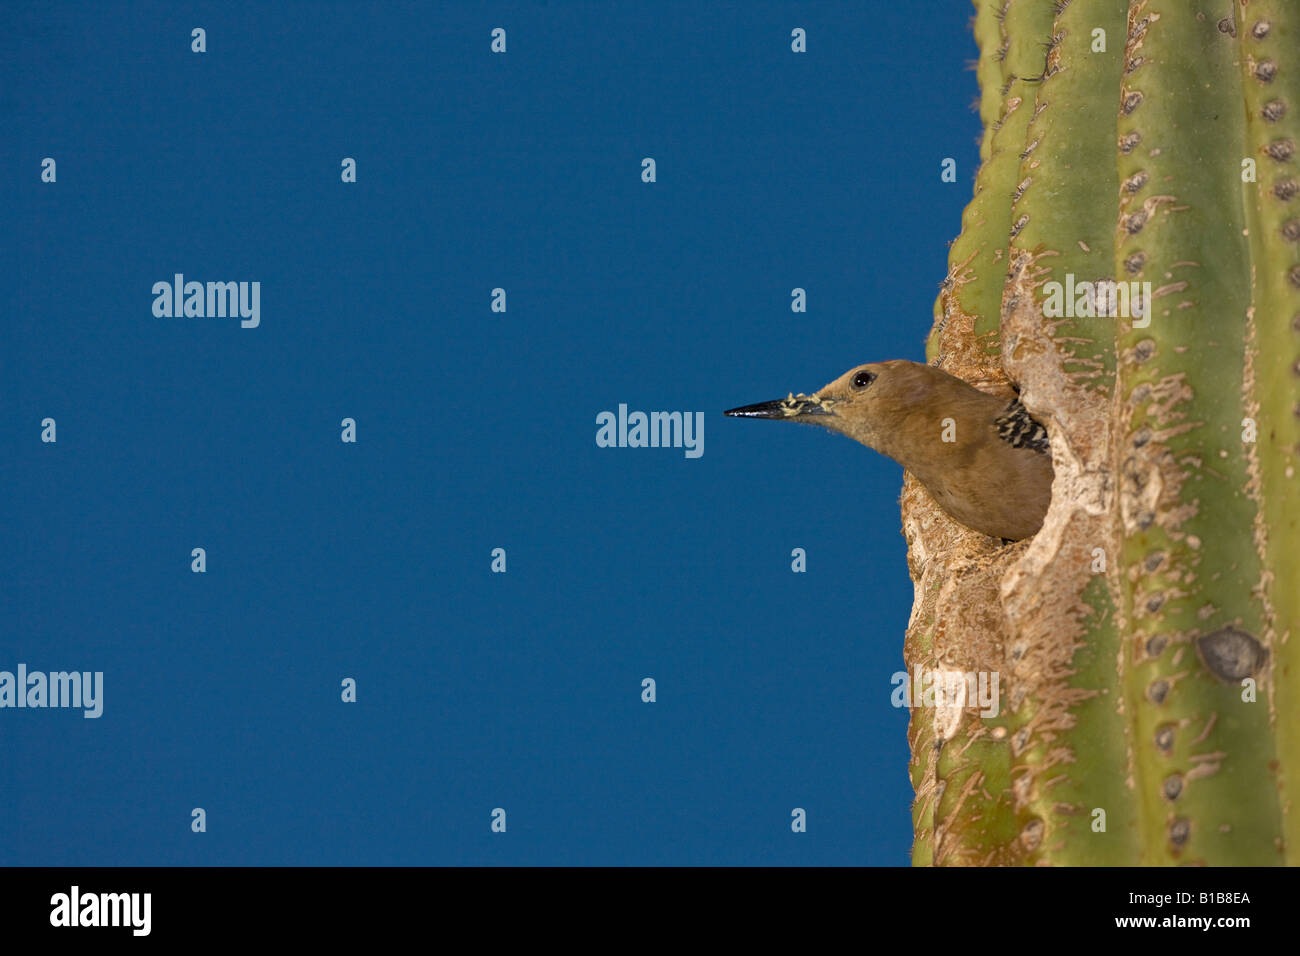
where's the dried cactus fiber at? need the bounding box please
[910,0,1300,865]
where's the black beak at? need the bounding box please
[724,397,834,419]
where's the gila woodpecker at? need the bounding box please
[724,359,1054,540]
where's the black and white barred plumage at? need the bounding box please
[994,400,1050,454]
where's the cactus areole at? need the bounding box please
[908,0,1300,865]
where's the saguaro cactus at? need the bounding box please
[908,0,1299,864]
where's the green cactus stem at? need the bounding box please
[908,0,1300,865]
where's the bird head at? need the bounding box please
[724,359,938,458]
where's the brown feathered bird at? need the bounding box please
[724,360,1054,540]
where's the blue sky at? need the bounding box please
[2,1,980,865]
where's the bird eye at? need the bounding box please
[852,370,876,389]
